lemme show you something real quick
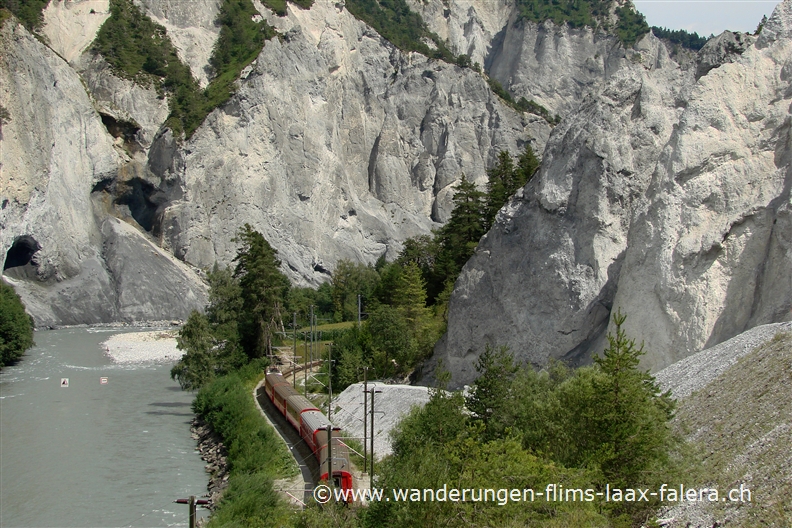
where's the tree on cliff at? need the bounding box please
[0,281,34,368]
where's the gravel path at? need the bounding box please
[655,321,792,399]
[102,330,182,363]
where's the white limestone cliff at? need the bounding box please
[431,1,792,387]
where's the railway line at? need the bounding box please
[253,359,358,507]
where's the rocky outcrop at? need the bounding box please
[155,0,548,286]
[41,0,111,63]
[0,20,207,326]
[430,1,792,388]
[694,30,754,80]
[409,0,636,117]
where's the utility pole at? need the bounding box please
[303,332,309,394]
[174,496,209,528]
[362,366,373,474]
[358,294,361,329]
[326,424,334,489]
[369,387,382,490]
[327,343,333,421]
[310,305,314,368]
[292,312,297,388]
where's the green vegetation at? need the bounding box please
[260,0,313,16]
[345,0,457,62]
[515,0,649,47]
[0,0,49,31]
[358,311,682,527]
[0,281,34,368]
[650,26,709,50]
[193,360,297,526]
[0,104,10,129]
[171,225,289,390]
[486,78,560,124]
[93,0,276,137]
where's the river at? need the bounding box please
[0,328,209,527]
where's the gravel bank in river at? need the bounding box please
[102,330,182,363]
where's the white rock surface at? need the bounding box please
[1,21,207,326]
[333,382,431,459]
[156,0,547,286]
[430,2,792,388]
[41,0,111,63]
[405,0,513,69]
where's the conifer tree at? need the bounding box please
[589,309,676,487]
[436,174,486,280]
[232,224,290,359]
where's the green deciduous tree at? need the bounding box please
[0,281,34,368]
[171,311,216,390]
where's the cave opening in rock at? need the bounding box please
[114,178,164,233]
[3,235,41,280]
[100,113,142,153]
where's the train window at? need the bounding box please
[333,476,342,488]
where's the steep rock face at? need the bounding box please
[156,0,548,285]
[410,0,633,117]
[41,0,111,63]
[486,18,629,116]
[431,2,792,388]
[612,5,792,370]
[0,21,207,326]
[405,0,513,68]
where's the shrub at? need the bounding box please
[0,281,34,368]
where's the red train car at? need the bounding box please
[264,368,354,493]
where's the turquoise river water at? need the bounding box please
[0,328,209,527]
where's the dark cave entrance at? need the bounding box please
[3,235,41,280]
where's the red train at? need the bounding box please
[263,367,354,494]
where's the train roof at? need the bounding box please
[301,410,339,433]
[286,393,318,414]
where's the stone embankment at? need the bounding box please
[190,417,229,511]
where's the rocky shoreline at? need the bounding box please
[190,417,229,514]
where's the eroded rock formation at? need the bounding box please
[431,1,792,387]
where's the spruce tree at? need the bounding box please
[232,224,290,359]
[436,174,486,281]
[590,309,676,487]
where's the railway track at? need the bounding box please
[252,359,325,507]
